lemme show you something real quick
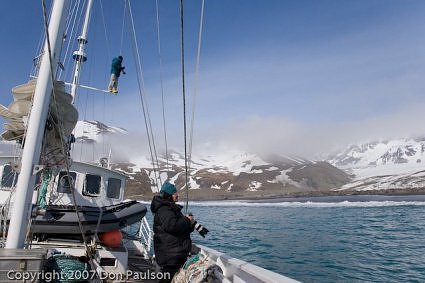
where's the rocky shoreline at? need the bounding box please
[129,187,425,202]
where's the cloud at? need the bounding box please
[190,102,425,160]
[71,132,151,164]
[106,45,425,161]
[71,3,425,163]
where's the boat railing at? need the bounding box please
[196,244,300,283]
[0,205,6,247]
[138,217,153,255]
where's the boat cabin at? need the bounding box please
[0,156,127,208]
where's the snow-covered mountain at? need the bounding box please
[115,151,350,200]
[328,138,425,175]
[62,121,425,198]
[3,119,424,198]
[65,120,350,199]
[329,138,425,168]
[327,138,425,193]
[73,120,127,143]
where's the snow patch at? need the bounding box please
[247,181,262,191]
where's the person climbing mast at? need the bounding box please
[108,55,126,94]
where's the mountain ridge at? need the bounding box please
[3,120,425,200]
[73,121,425,199]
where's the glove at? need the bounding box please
[193,221,209,238]
[186,214,195,225]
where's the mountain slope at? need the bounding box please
[329,138,425,169]
[115,152,351,200]
[65,120,351,199]
[68,120,425,198]
[3,119,424,199]
[73,120,127,143]
[328,138,425,193]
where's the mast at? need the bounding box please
[70,0,94,102]
[5,0,71,249]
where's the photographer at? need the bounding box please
[150,182,194,283]
[107,55,125,94]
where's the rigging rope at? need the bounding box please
[188,0,205,171]
[180,0,189,213]
[99,0,123,160]
[99,0,111,60]
[155,0,170,172]
[119,0,127,55]
[41,0,91,255]
[126,0,163,191]
[58,0,82,79]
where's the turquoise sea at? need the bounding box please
[144,195,425,282]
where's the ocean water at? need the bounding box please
[143,195,425,282]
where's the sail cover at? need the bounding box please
[0,79,78,165]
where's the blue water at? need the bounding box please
[143,195,425,282]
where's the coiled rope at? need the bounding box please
[44,254,89,281]
[37,169,51,209]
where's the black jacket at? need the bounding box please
[151,195,194,267]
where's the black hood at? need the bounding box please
[151,195,167,213]
[151,195,183,213]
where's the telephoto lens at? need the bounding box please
[193,221,209,238]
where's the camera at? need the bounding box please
[193,221,209,238]
[188,213,209,238]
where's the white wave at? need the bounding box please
[139,199,425,208]
[182,200,425,208]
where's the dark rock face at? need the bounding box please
[286,162,351,191]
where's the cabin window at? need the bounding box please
[83,174,101,196]
[57,171,76,193]
[1,164,18,189]
[107,178,121,199]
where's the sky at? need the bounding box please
[1,0,425,159]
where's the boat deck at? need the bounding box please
[126,248,157,283]
[119,238,158,283]
[29,238,159,283]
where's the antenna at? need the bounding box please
[70,0,94,102]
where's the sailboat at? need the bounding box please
[0,1,297,282]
